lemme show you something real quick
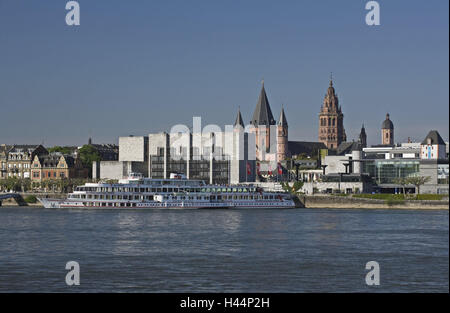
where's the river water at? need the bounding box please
[0,207,448,292]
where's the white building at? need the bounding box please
[420,130,447,160]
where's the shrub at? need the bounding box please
[385,197,405,207]
[24,195,37,203]
[416,194,445,201]
[353,194,405,200]
[353,193,445,201]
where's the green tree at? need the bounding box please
[393,177,408,198]
[281,181,304,195]
[47,146,74,155]
[405,176,431,198]
[78,145,101,169]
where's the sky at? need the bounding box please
[0,0,448,147]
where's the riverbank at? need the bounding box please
[0,193,65,208]
[299,195,449,210]
[1,193,448,210]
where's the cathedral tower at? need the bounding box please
[318,77,346,149]
[277,106,288,161]
[250,82,276,161]
[359,124,367,148]
[381,113,394,145]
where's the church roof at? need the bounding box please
[382,113,394,129]
[251,83,275,126]
[323,77,340,109]
[360,124,366,135]
[278,106,288,127]
[288,141,327,157]
[234,108,245,128]
[421,130,445,145]
[336,141,362,155]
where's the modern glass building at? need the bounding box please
[362,159,420,184]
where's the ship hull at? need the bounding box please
[38,198,295,209]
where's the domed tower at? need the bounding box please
[381,113,394,145]
[318,76,346,149]
[277,106,288,161]
[359,124,367,148]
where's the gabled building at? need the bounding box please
[419,130,448,195]
[31,154,88,181]
[1,145,48,179]
[0,144,13,179]
[420,130,446,160]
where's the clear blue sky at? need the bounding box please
[0,0,448,146]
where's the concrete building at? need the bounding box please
[302,173,373,194]
[93,135,148,180]
[94,130,256,185]
[148,131,255,184]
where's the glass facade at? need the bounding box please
[150,150,230,184]
[362,160,420,184]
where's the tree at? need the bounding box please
[47,146,75,155]
[281,181,304,195]
[405,176,431,198]
[393,177,408,198]
[78,145,101,169]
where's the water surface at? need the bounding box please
[0,207,448,292]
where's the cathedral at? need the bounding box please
[234,81,327,162]
[318,78,347,149]
[233,77,397,165]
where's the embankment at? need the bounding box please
[298,195,449,210]
[0,193,66,207]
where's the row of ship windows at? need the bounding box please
[76,202,288,208]
[69,194,279,200]
[75,187,257,193]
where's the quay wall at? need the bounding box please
[299,195,449,210]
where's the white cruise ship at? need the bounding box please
[38,173,296,209]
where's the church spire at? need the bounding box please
[359,123,367,148]
[234,107,245,129]
[278,105,288,127]
[251,81,275,126]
